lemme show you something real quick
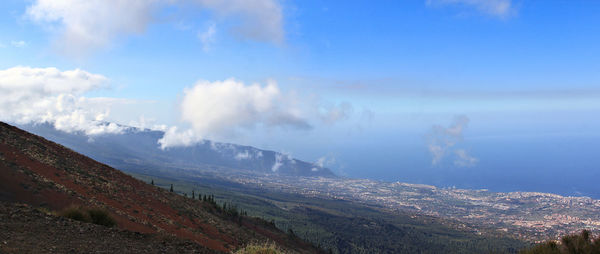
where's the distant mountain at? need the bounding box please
[0,121,320,253]
[17,122,336,178]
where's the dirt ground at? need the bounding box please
[0,202,221,254]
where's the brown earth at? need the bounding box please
[0,122,319,253]
[0,202,217,253]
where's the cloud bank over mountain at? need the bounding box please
[157,79,310,149]
[0,66,128,135]
[158,78,358,149]
[0,65,354,150]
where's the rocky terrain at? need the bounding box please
[0,202,217,253]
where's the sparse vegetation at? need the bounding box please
[132,173,527,254]
[520,230,600,254]
[35,207,55,215]
[168,182,249,223]
[87,208,117,227]
[59,205,116,227]
[234,242,283,254]
[60,206,88,221]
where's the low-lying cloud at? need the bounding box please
[0,66,128,135]
[271,152,295,172]
[158,126,204,149]
[234,149,263,160]
[427,115,478,167]
[272,153,284,172]
[312,155,336,172]
[158,79,311,148]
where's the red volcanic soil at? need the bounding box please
[0,122,319,253]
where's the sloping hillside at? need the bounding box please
[0,202,217,253]
[0,122,320,253]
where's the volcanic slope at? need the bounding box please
[0,202,218,253]
[0,122,320,253]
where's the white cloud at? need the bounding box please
[454,149,478,167]
[194,0,284,44]
[49,96,130,135]
[315,155,335,168]
[26,0,160,57]
[426,0,513,18]
[272,153,283,172]
[0,66,106,96]
[26,0,284,56]
[209,141,236,152]
[428,144,446,166]
[159,78,310,148]
[234,149,263,160]
[427,115,478,167]
[320,102,353,125]
[234,150,251,160]
[11,41,27,48]
[127,115,168,131]
[0,66,127,135]
[198,22,217,52]
[158,126,204,149]
[312,155,336,172]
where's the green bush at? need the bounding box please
[59,205,116,227]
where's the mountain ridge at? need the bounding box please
[17,122,336,178]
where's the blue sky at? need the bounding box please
[1,0,599,196]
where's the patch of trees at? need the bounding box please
[166,183,249,222]
[520,230,600,254]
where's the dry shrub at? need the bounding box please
[59,205,116,227]
[234,242,283,254]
